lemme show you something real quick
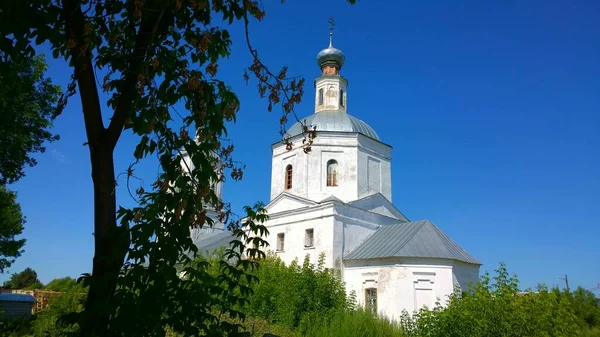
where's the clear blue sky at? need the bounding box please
[5,1,600,292]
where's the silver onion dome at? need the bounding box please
[318,18,345,69]
[317,45,345,69]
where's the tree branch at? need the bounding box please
[105,4,168,149]
[62,0,105,146]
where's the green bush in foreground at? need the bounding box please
[401,263,583,337]
[28,284,87,337]
[304,309,404,337]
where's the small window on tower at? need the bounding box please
[318,88,324,106]
[340,89,344,107]
[365,288,377,313]
[285,165,293,190]
[327,160,338,187]
[277,233,285,251]
[305,229,314,248]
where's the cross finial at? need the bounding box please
[328,17,335,47]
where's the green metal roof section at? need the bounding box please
[344,220,481,265]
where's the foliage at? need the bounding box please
[0,186,26,273]
[400,263,583,337]
[43,277,78,292]
[3,268,40,289]
[304,309,404,337]
[244,252,348,332]
[0,319,32,337]
[0,54,60,185]
[0,0,342,334]
[563,287,600,329]
[29,285,87,337]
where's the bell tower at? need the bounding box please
[315,18,347,113]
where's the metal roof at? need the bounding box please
[287,110,379,141]
[192,230,236,255]
[344,220,481,265]
[0,293,36,303]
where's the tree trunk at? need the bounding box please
[80,141,123,337]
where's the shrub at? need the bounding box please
[244,252,348,332]
[304,309,404,337]
[401,263,582,337]
[29,285,86,337]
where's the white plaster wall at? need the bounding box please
[315,76,347,113]
[270,145,306,201]
[271,133,393,204]
[452,261,480,293]
[263,206,337,268]
[357,135,392,201]
[271,134,359,203]
[262,200,402,270]
[344,258,456,319]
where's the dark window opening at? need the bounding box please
[277,233,285,251]
[285,165,293,189]
[318,88,324,105]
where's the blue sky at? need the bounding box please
[4,0,600,291]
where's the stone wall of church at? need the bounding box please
[343,258,459,319]
[271,134,360,203]
[263,204,337,268]
[357,135,392,202]
[452,260,480,292]
[270,133,392,203]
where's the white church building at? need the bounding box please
[191,27,481,319]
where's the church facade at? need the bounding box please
[192,28,481,319]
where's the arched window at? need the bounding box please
[327,160,338,187]
[318,88,324,105]
[285,165,293,190]
[339,89,344,107]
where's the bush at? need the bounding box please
[400,263,582,337]
[304,309,404,337]
[29,285,86,337]
[244,252,348,332]
[43,277,78,293]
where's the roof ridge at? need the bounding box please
[391,220,427,254]
[426,221,481,264]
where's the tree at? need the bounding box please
[0,54,61,185]
[2,267,41,289]
[0,186,26,273]
[0,52,60,274]
[0,0,357,336]
[44,276,79,292]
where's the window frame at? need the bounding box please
[285,164,293,190]
[326,159,338,187]
[318,88,324,106]
[339,88,344,107]
[365,288,378,313]
[276,233,285,252]
[304,228,314,248]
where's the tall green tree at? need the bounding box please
[2,267,41,289]
[0,53,60,273]
[0,54,61,185]
[0,0,356,336]
[0,186,26,273]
